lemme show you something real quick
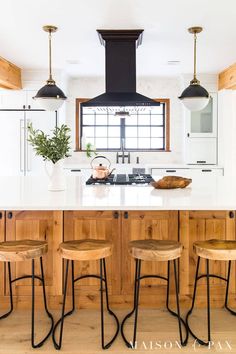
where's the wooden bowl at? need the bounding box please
[151,176,192,189]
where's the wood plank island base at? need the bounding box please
[0,209,236,311]
[0,176,236,311]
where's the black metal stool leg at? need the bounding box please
[132,259,141,348]
[186,256,210,346]
[225,260,231,309]
[166,260,171,311]
[71,260,75,312]
[173,259,184,345]
[52,259,70,350]
[31,259,35,348]
[31,257,54,348]
[166,260,188,346]
[0,262,13,319]
[121,259,139,348]
[224,260,236,316]
[100,259,105,349]
[101,259,119,349]
[206,259,211,343]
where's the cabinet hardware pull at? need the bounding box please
[124,211,129,219]
[197,160,206,163]
[229,211,234,219]
[187,133,190,137]
[23,105,26,109]
[113,211,119,219]
[201,169,212,172]
[7,212,13,219]
[0,212,2,219]
[28,105,31,109]
[166,170,176,173]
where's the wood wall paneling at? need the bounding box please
[64,211,121,307]
[5,211,63,302]
[121,211,178,302]
[179,211,236,307]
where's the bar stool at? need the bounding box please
[121,239,188,348]
[0,239,54,348]
[186,239,236,346]
[52,239,119,350]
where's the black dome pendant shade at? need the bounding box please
[34,82,67,99]
[179,82,209,99]
[33,25,67,111]
[179,27,209,111]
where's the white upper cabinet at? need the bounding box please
[185,93,217,138]
[0,90,27,109]
[0,89,39,109]
[185,137,217,165]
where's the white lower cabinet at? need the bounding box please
[185,138,217,165]
[64,168,92,178]
[152,168,191,178]
[151,168,224,178]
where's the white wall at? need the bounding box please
[65,76,185,165]
[218,89,236,176]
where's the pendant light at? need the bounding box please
[179,27,209,111]
[33,25,67,111]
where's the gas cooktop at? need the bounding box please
[86,174,154,185]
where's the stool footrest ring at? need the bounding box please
[186,258,236,346]
[52,259,119,350]
[0,258,54,348]
[121,260,188,348]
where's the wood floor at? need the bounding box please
[0,309,236,353]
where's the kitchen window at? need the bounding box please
[75,98,170,151]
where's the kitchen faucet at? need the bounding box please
[116,138,130,164]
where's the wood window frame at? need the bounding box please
[75,98,170,152]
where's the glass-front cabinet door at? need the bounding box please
[186,93,217,138]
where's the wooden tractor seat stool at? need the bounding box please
[121,239,188,348]
[186,239,236,346]
[52,239,119,350]
[0,239,54,348]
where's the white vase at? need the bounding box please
[45,160,66,191]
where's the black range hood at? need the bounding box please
[82,30,160,108]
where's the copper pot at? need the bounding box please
[91,156,115,179]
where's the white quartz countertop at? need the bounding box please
[64,163,223,170]
[0,175,235,210]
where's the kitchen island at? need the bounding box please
[0,175,236,310]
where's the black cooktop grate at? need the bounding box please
[86,174,154,185]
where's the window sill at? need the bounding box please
[73,149,172,153]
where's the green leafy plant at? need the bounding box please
[85,142,97,158]
[28,123,71,164]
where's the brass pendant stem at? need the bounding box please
[48,29,52,81]
[193,33,197,81]
[188,26,203,85]
[190,33,200,85]
[43,25,58,84]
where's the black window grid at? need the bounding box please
[80,103,166,151]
